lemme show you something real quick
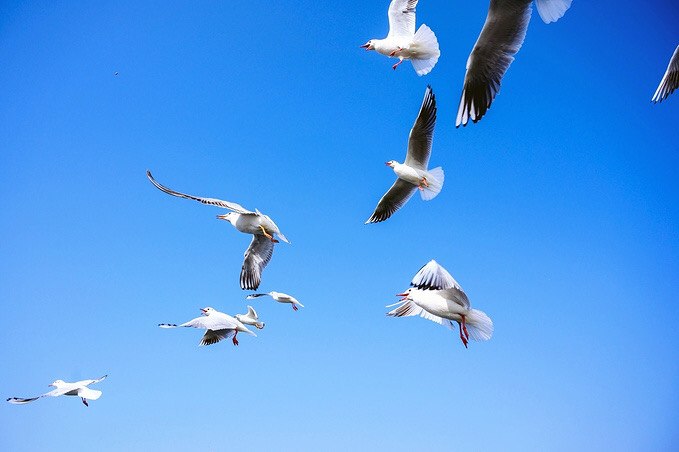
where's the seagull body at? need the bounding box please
[235,305,265,329]
[652,45,679,103]
[387,260,493,348]
[361,0,440,75]
[146,170,289,290]
[159,307,256,346]
[456,0,573,127]
[7,375,107,407]
[366,86,443,224]
[247,291,304,311]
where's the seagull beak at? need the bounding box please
[360,43,370,50]
[216,214,229,220]
[396,292,409,301]
[200,308,207,314]
[385,162,391,166]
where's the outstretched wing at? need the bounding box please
[7,388,69,404]
[241,235,275,290]
[365,179,417,224]
[387,0,418,41]
[386,299,455,330]
[200,329,235,346]
[146,170,254,214]
[456,0,532,127]
[652,45,679,103]
[410,260,464,291]
[405,86,437,170]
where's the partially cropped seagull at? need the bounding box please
[456,0,573,127]
[7,375,108,407]
[147,170,290,290]
[247,291,304,311]
[361,0,440,75]
[652,45,679,103]
[235,305,265,330]
[366,86,443,224]
[159,307,256,346]
[386,260,493,348]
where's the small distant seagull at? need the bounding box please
[361,0,440,75]
[247,291,304,311]
[387,260,493,348]
[159,307,256,346]
[235,305,265,329]
[366,86,443,224]
[114,71,119,76]
[146,170,290,290]
[652,45,679,103]
[7,375,108,407]
[456,0,573,127]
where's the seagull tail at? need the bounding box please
[410,24,440,76]
[535,0,572,24]
[419,167,444,201]
[466,309,494,342]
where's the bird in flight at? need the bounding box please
[159,307,257,346]
[7,375,108,407]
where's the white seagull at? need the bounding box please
[366,86,443,224]
[147,170,290,290]
[386,260,493,348]
[159,307,256,346]
[456,0,573,127]
[247,291,304,311]
[652,45,679,103]
[361,0,440,75]
[7,375,108,407]
[235,305,265,330]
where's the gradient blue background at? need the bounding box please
[1,1,678,450]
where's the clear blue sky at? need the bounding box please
[1,1,678,450]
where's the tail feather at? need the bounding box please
[419,167,444,201]
[411,24,440,76]
[466,309,493,341]
[535,0,572,24]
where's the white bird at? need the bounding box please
[652,45,679,103]
[235,305,265,329]
[246,291,304,311]
[7,375,108,407]
[366,86,443,224]
[147,170,290,290]
[361,0,440,75]
[159,307,256,346]
[386,260,493,348]
[456,0,573,127]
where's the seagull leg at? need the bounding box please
[232,332,239,346]
[461,315,469,340]
[389,47,402,57]
[292,304,298,311]
[392,58,404,71]
[458,322,468,348]
[81,398,89,407]
[259,225,279,243]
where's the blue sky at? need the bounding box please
[1,1,678,450]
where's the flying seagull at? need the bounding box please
[456,0,573,127]
[361,0,440,75]
[387,260,493,348]
[159,307,256,346]
[652,45,679,103]
[7,375,108,407]
[146,170,290,290]
[366,86,443,224]
[235,305,265,329]
[246,291,304,311]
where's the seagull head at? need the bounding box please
[49,380,65,388]
[216,212,237,224]
[385,160,397,168]
[360,40,375,51]
[395,288,413,301]
[200,307,214,316]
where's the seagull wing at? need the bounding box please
[386,299,455,330]
[405,86,437,170]
[200,329,235,346]
[146,170,254,214]
[240,235,275,290]
[246,305,258,319]
[6,388,70,404]
[410,259,464,291]
[652,45,679,103]
[456,0,532,127]
[365,179,417,224]
[387,0,418,41]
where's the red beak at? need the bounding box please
[360,43,370,50]
[200,308,207,314]
[396,292,409,301]
[385,162,391,166]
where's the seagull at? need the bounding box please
[386,260,493,348]
[146,170,290,290]
[246,291,304,311]
[159,307,256,346]
[361,0,440,75]
[652,45,679,103]
[7,375,108,407]
[365,86,443,224]
[456,0,573,127]
[235,305,265,329]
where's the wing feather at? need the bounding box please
[652,45,679,103]
[240,235,275,290]
[365,179,417,224]
[387,0,419,41]
[405,86,437,170]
